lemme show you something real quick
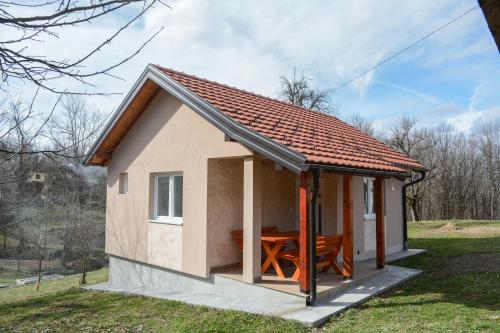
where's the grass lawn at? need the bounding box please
[0,220,499,332]
[0,271,31,286]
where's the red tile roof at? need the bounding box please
[156,66,423,173]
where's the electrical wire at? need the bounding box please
[332,5,480,93]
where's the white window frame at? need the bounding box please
[151,173,183,225]
[364,177,376,220]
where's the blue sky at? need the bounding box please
[2,0,499,133]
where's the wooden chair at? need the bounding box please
[230,226,278,266]
[280,234,343,280]
[315,235,343,274]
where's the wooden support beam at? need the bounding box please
[342,174,353,279]
[375,177,385,269]
[299,171,310,293]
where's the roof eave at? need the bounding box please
[84,64,308,174]
[83,65,153,166]
[305,163,412,178]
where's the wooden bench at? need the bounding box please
[280,234,343,280]
[231,226,278,266]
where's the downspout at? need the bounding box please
[307,168,320,306]
[402,170,425,250]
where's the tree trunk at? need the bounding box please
[35,259,42,291]
[17,226,24,253]
[80,256,87,285]
[411,197,420,222]
[491,191,495,220]
[2,229,6,250]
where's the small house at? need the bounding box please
[84,64,424,307]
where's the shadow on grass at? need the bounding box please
[0,287,307,333]
[0,289,97,324]
[370,236,500,312]
[392,236,500,270]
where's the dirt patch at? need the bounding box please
[437,253,500,276]
[438,223,461,232]
[458,226,500,235]
[436,223,500,235]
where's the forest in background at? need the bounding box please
[0,96,107,285]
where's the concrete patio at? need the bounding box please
[84,249,424,327]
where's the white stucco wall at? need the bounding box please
[332,175,404,261]
[105,88,405,277]
[106,90,251,278]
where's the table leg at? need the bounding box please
[261,241,274,273]
[261,241,286,278]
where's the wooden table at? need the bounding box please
[260,231,299,278]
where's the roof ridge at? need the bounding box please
[154,64,340,121]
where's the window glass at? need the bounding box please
[364,178,375,216]
[156,176,170,217]
[153,173,183,220]
[173,175,183,217]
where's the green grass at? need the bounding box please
[326,219,500,333]
[0,272,31,286]
[0,219,499,332]
[0,268,108,304]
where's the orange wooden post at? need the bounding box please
[299,171,310,293]
[342,174,354,279]
[375,177,385,269]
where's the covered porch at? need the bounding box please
[207,154,399,305]
[214,257,384,302]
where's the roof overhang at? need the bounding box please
[480,0,500,51]
[84,64,419,177]
[84,64,307,173]
[306,163,412,178]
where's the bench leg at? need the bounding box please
[321,252,342,274]
[291,259,300,280]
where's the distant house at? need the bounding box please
[84,65,424,306]
[29,172,47,183]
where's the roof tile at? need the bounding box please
[157,66,424,173]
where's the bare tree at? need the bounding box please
[348,113,376,136]
[389,115,432,222]
[0,1,164,248]
[29,213,49,291]
[0,0,166,94]
[279,69,336,115]
[48,95,104,165]
[477,122,500,219]
[69,192,100,285]
[0,0,168,174]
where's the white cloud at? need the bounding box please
[374,81,441,106]
[0,0,497,134]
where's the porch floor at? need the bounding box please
[215,259,382,300]
[215,249,426,300]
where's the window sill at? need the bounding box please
[148,217,183,226]
[364,214,376,221]
[364,215,388,221]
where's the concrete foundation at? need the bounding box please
[108,255,304,304]
[94,250,425,327]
